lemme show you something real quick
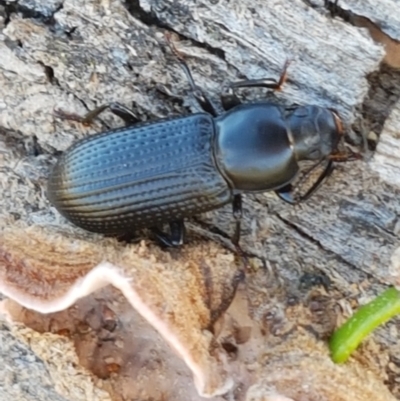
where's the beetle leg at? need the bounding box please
[152,228,174,247]
[165,32,219,117]
[169,220,186,246]
[275,184,296,204]
[107,103,140,125]
[220,59,290,111]
[151,219,186,247]
[231,194,251,269]
[231,194,242,246]
[54,102,139,126]
[276,160,335,204]
[220,90,242,111]
[329,150,362,162]
[231,59,290,91]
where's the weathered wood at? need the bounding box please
[1,0,400,400]
[320,0,400,41]
[0,321,111,401]
[372,101,400,188]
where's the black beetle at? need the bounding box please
[47,40,347,247]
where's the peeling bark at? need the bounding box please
[1,0,400,400]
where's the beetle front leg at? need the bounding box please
[55,102,139,126]
[276,160,335,204]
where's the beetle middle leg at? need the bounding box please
[221,59,291,111]
[231,194,243,247]
[231,194,251,268]
[152,219,186,247]
[55,102,140,126]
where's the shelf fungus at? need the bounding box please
[0,224,243,398]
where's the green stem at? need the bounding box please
[330,287,400,363]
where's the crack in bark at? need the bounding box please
[320,3,400,147]
[0,0,63,27]
[122,0,226,61]
[275,213,384,283]
[300,1,400,150]
[361,65,400,145]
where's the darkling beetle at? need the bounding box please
[47,36,351,249]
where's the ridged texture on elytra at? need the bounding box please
[47,114,232,234]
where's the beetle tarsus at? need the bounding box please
[152,220,186,247]
[275,184,296,204]
[82,102,139,125]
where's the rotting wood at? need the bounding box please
[1,0,400,400]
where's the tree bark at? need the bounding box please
[1,0,400,400]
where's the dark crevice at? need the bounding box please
[359,64,400,145]
[0,0,63,26]
[323,0,400,64]
[0,127,44,158]
[123,0,226,61]
[170,30,225,61]
[305,1,400,149]
[64,26,77,38]
[123,0,161,26]
[43,64,55,83]
[386,355,400,396]
[323,0,354,23]
[37,61,57,85]
[323,0,400,50]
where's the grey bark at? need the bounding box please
[313,0,400,41]
[0,323,69,401]
[1,0,400,399]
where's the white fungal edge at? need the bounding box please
[0,261,234,398]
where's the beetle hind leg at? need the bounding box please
[152,219,186,247]
[55,102,140,126]
[165,32,219,117]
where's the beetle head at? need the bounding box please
[288,105,343,162]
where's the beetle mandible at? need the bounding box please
[47,38,348,248]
